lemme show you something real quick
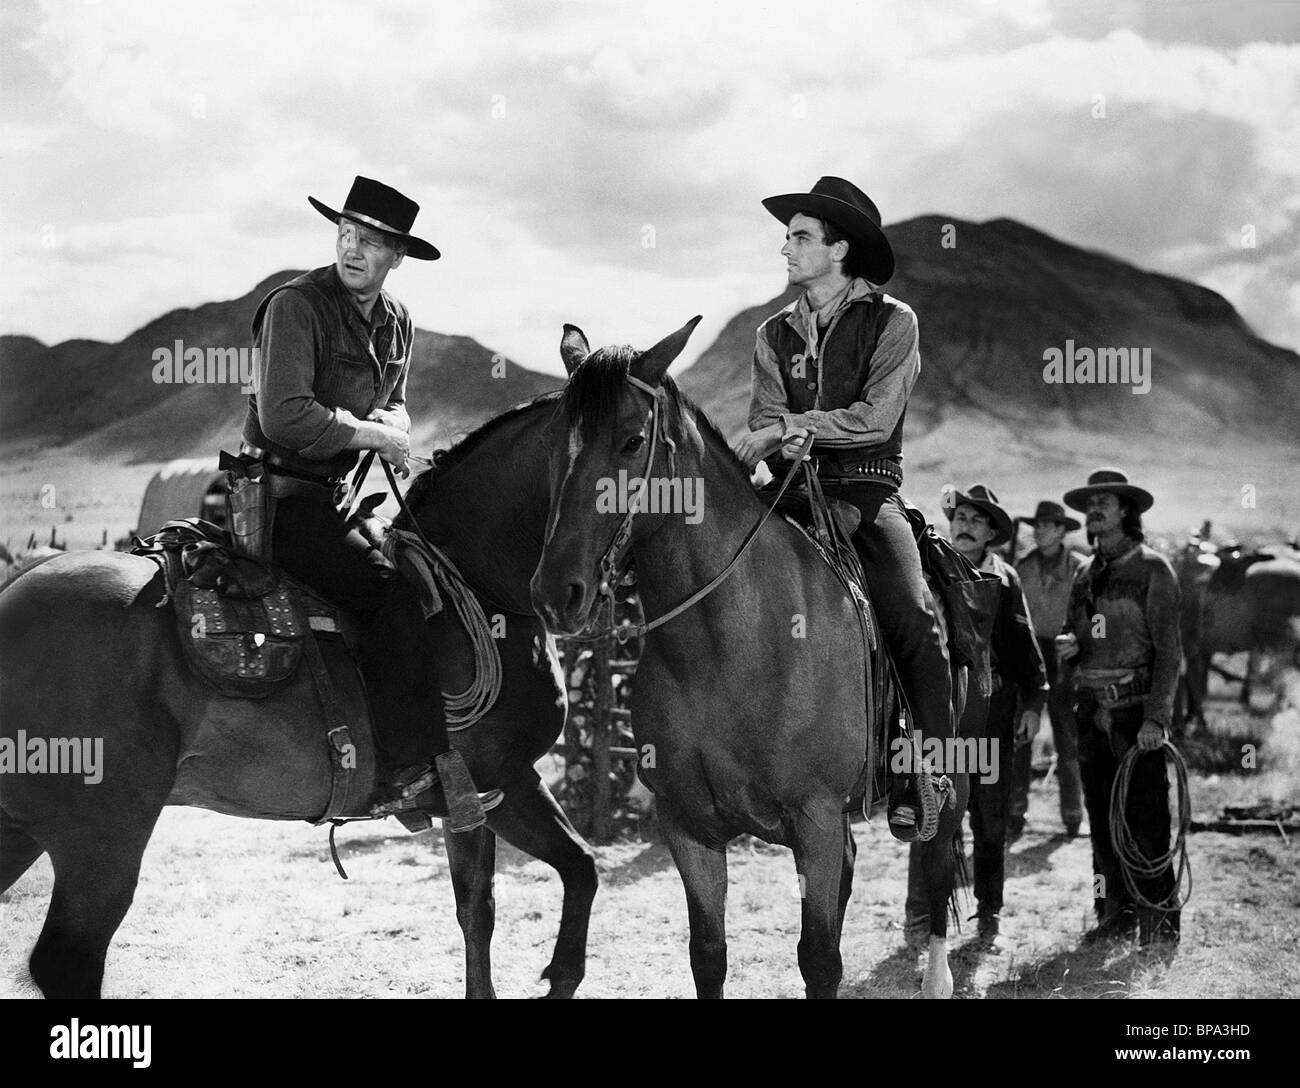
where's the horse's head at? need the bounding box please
[530,316,703,633]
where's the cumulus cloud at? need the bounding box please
[1,0,1296,366]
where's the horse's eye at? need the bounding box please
[623,434,645,455]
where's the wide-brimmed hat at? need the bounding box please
[1063,468,1154,514]
[309,176,440,261]
[1022,500,1081,533]
[942,483,1013,546]
[762,176,895,284]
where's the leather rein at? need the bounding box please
[569,374,813,645]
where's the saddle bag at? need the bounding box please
[135,519,308,699]
[904,502,1000,671]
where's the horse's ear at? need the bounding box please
[359,492,386,515]
[631,315,703,387]
[560,324,590,375]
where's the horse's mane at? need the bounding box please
[562,346,751,481]
[402,390,562,511]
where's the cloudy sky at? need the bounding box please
[2,0,1297,375]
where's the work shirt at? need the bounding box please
[748,277,919,484]
[243,264,412,480]
[1062,539,1182,729]
[979,550,1049,712]
[1016,546,1089,642]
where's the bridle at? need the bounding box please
[569,373,812,645]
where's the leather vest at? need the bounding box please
[760,292,906,481]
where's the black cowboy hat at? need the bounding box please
[942,483,1013,546]
[1063,468,1154,515]
[309,176,440,261]
[762,176,895,285]
[1022,500,1081,533]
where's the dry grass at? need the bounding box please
[4,679,1296,1000]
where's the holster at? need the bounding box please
[220,450,274,562]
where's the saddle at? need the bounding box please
[756,470,999,841]
[132,518,356,699]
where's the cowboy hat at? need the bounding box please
[1063,468,1154,514]
[1022,500,1081,533]
[309,176,440,261]
[942,483,1013,546]
[762,176,895,284]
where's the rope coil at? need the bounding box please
[1109,738,1192,913]
[384,527,503,732]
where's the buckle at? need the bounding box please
[1103,682,1121,703]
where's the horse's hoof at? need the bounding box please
[921,963,953,999]
[921,939,953,999]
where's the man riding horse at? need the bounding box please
[735,176,953,838]
[240,176,495,832]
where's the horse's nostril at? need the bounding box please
[565,583,585,614]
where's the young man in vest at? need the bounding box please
[946,485,1048,944]
[1012,501,1088,839]
[243,176,498,833]
[1057,469,1183,948]
[736,176,953,839]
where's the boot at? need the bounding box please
[1139,908,1180,950]
[1082,902,1137,945]
[370,752,503,833]
[888,771,953,843]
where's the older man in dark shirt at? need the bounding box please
[944,484,1048,945]
[241,176,491,833]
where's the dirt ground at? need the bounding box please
[4,673,1297,1000]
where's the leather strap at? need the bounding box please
[300,621,358,825]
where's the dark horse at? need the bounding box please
[0,394,598,999]
[530,318,970,998]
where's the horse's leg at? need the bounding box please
[919,774,968,1000]
[835,812,856,935]
[790,812,848,999]
[485,773,596,999]
[0,807,45,894]
[659,805,728,999]
[443,823,498,999]
[30,811,164,999]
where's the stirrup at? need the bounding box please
[915,764,956,842]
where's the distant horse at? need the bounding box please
[1173,538,1300,724]
[0,394,598,999]
[530,318,969,998]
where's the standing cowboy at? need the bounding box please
[945,484,1047,944]
[242,176,496,833]
[735,176,953,839]
[1057,469,1183,948]
[1011,500,1088,839]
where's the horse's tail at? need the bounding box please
[0,805,45,895]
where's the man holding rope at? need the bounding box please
[1057,469,1185,948]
